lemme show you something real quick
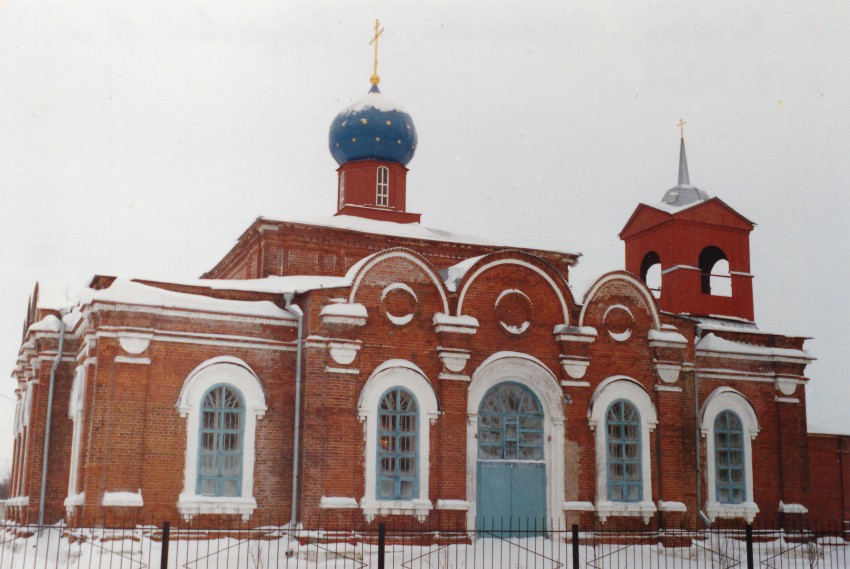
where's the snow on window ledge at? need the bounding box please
[704,501,759,523]
[360,498,433,522]
[595,501,657,524]
[177,494,257,522]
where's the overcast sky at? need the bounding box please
[1,1,848,474]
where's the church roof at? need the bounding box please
[660,137,710,208]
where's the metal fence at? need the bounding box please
[2,516,849,569]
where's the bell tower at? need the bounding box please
[620,127,756,321]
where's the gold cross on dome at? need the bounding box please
[677,118,687,139]
[369,19,385,85]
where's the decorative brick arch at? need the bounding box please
[456,251,574,326]
[578,271,662,330]
[347,248,450,314]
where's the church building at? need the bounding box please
[6,33,842,530]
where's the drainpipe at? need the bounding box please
[694,325,711,527]
[283,293,304,528]
[38,311,67,527]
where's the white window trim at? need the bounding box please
[700,387,760,523]
[376,166,389,207]
[357,360,438,522]
[588,376,658,523]
[176,356,267,521]
[466,352,566,530]
[66,366,86,516]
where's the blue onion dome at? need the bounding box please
[329,84,418,166]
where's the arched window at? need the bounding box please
[66,366,86,514]
[640,251,662,298]
[478,382,544,461]
[701,387,759,522]
[714,410,745,504]
[606,400,642,502]
[176,357,267,521]
[699,246,732,297]
[198,385,245,497]
[377,388,418,500]
[588,377,657,523]
[339,171,345,209]
[357,361,439,521]
[376,166,389,206]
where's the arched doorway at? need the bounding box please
[476,381,546,532]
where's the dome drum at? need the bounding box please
[335,159,420,224]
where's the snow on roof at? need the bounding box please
[77,279,295,320]
[441,255,486,292]
[341,90,409,115]
[148,275,351,295]
[639,199,705,215]
[696,333,813,360]
[258,215,580,256]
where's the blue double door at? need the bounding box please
[476,382,547,533]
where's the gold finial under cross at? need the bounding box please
[369,19,385,86]
[677,118,687,139]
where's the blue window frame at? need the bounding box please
[197,384,245,497]
[478,382,544,461]
[377,388,418,500]
[606,399,642,502]
[715,410,746,504]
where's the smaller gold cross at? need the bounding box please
[677,118,687,139]
[369,19,385,86]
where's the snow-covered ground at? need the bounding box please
[2,523,849,568]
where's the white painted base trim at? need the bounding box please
[655,385,683,392]
[775,396,800,404]
[103,490,144,507]
[6,496,29,507]
[596,501,657,524]
[436,499,470,510]
[562,501,595,512]
[560,380,590,388]
[360,498,433,522]
[779,501,808,514]
[177,494,257,521]
[657,500,687,512]
[320,496,359,509]
[704,500,759,523]
[439,373,470,381]
[325,366,360,375]
[114,356,151,365]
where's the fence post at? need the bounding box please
[571,524,580,569]
[160,521,170,569]
[378,522,386,569]
[745,523,754,569]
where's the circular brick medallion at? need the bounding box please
[495,289,533,336]
[603,304,634,342]
[381,283,417,326]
